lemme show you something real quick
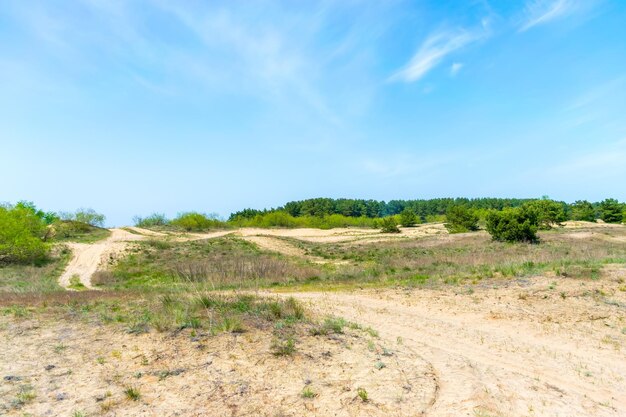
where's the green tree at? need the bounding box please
[523,199,566,230]
[445,205,479,233]
[485,207,539,243]
[599,199,623,223]
[0,204,48,264]
[570,200,596,222]
[399,208,418,227]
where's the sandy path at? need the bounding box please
[58,229,241,289]
[233,224,447,243]
[285,282,626,417]
[58,229,145,289]
[238,234,344,264]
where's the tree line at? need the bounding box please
[230,197,622,223]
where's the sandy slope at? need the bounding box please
[58,229,145,289]
[58,229,235,289]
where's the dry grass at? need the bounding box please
[103,236,320,290]
[295,226,626,286]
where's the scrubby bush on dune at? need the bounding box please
[170,212,227,231]
[380,216,400,233]
[133,213,169,228]
[445,205,479,233]
[486,207,539,243]
[59,208,106,227]
[0,203,49,264]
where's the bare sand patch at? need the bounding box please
[285,270,626,417]
[0,315,436,416]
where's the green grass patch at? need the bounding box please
[104,236,320,291]
[0,246,70,293]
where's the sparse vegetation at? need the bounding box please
[301,386,318,398]
[124,386,141,401]
[271,335,297,356]
[105,236,319,290]
[357,387,369,402]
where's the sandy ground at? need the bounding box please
[14,222,626,415]
[0,314,436,416]
[286,269,626,417]
[58,229,145,289]
[235,224,447,244]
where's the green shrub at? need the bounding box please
[59,208,106,227]
[380,217,400,233]
[523,199,566,229]
[570,200,596,222]
[0,204,48,264]
[445,205,479,233]
[133,213,169,228]
[170,212,226,231]
[599,199,623,224]
[485,207,538,243]
[399,208,418,227]
[425,214,446,223]
[228,211,378,229]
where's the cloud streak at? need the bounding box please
[390,28,485,83]
[518,0,576,32]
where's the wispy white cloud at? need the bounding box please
[390,27,486,83]
[518,0,577,32]
[450,62,464,76]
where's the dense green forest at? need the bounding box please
[230,197,535,221]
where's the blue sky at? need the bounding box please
[1,0,625,226]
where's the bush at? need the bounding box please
[52,220,92,237]
[133,213,169,228]
[399,208,418,227]
[380,217,400,233]
[485,207,538,243]
[170,212,226,231]
[522,199,566,230]
[599,199,623,224]
[570,200,596,222]
[445,205,479,233]
[0,204,49,264]
[59,208,106,227]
